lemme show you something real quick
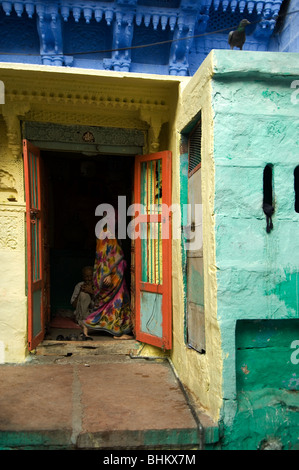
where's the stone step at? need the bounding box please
[0,359,202,450]
[35,339,140,357]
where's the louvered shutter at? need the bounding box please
[188,118,202,176]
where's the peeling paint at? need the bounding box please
[241,365,250,375]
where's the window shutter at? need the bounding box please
[188,118,202,177]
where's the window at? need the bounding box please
[295,166,299,213]
[188,117,202,177]
[186,116,205,353]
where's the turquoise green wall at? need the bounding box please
[212,51,299,450]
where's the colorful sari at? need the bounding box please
[83,234,132,337]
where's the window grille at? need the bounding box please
[206,7,258,33]
[188,118,202,177]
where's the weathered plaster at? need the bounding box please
[1,53,299,449]
[211,50,299,449]
[168,50,299,443]
[0,112,27,362]
[0,208,27,363]
[172,51,222,422]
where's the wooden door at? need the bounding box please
[23,140,45,350]
[134,151,172,349]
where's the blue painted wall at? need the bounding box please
[269,0,299,52]
[0,0,297,76]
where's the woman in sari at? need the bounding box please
[82,226,133,339]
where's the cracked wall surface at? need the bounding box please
[211,50,299,450]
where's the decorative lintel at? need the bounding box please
[139,109,169,153]
[3,76,170,116]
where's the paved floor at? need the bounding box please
[0,336,201,450]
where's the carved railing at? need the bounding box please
[0,0,282,22]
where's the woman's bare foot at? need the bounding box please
[78,322,93,340]
[83,324,89,337]
[113,334,134,340]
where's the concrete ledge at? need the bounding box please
[77,428,200,450]
[0,430,72,450]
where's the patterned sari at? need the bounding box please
[83,234,132,337]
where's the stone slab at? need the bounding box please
[0,358,200,450]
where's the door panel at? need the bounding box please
[187,162,205,352]
[40,156,51,325]
[23,140,45,350]
[134,151,172,349]
[140,291,163,338]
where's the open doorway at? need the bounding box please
[41,150,134,341]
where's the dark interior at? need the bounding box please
[41,150,134,318]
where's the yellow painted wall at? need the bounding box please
[0,64,181,364]
[170,52,222,422]
[0,117,28,363]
